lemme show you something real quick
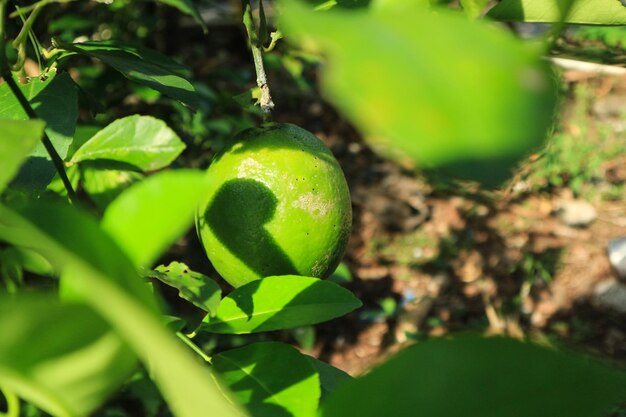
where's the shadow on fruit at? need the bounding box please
[205,178,299,281]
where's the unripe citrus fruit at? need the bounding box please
[196,123,352,288]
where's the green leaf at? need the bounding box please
[156,0,208,33]
[336,0,371,7]
[55,39,200,107]
[48,15,95,33]
[292,326,316,350]
[152,262,222,316]
[202,275,362,334]
[59,40,190,74]
[163,315,187,333]
[322,336,626,417]
[305,356,352,401]
[328,262,352,284]
[0,119,45,192]
[70,115,186,171]
[487,0,626,25]
[0,70,78,190]
[0,201,245,417]
[0,246,54,277]
[0,71,77,159]
[280,1,557,185]
[460,0,490,18]
[81,167,144,210]
[67,125,102,159]
[101,170,209,268]
[0,200,156,309]
[45,165,80,199]
[213,342,321,417]
[307,0,371,9]
[0,294,136,417]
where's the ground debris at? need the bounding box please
[555,199,598,228]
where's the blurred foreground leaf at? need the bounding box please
[280,1,557,185]
[306,356,352,401]
[487,0,626,25]
[460,0,490,18]
[81,167,144,210]
[0,120,45,192]
[101,170,209,268]
[0,295,136,417]
[0,201,244,417]
[322,336,626,417]
[0,201,154,307]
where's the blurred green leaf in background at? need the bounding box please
[0,120,45,192]
[280,0,558,185]
[487,0,626,25]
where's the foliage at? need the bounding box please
[0,1,625,417]
[487,0,626,25]
[281,0,557,186]
[574,26,626,48]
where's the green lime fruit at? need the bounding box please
[196,123,352,288]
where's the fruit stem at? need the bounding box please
[241,0,274,120]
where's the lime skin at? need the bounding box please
[196,123,352,288]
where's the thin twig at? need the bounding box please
[12,2,42,49]
[263,30,283,52]
[241,0,274,119]
[176,331,213,364]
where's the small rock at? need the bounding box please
[592,279,626,314]
[593,95,626,119]
[608,237,626,281]
[512,22,551,39]
[604,327,626,355]
[555,200,597,227]
[512,180,530,194]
